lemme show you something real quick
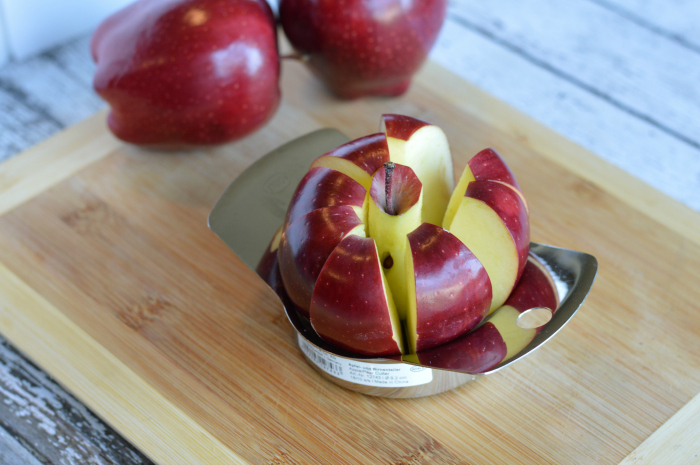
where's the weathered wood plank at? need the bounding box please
[0,85,62,164]
[0,44,104,128]
[0,8,9,67]
[0,425,43,465]
[448,0,700,148]
[589,0,700,51]
[0,36,103,164]
[43,36,98,91]
[0,339,153,465]
[432,15,700,212]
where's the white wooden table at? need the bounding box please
[1,1,698,463]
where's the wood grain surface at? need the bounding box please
[1,54,699,464]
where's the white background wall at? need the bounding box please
[0,0,133,61]
[0,0,281,63]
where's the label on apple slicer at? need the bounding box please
[298,335,433,387]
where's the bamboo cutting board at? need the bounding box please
[1,59,699,465]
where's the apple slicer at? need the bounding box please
[209,129,598,398]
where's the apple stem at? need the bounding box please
[280,53,309,63]
[384,161,396,216]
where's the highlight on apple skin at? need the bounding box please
[92,0,280,148]
[262,113,543,359]
[278,206,365,317]
[310,235,404,357]
[284,167,367,229]
[404,256,558,373]
[405,222,492,353]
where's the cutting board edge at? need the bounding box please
[0,261,250,465]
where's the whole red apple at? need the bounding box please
[92,0,280,148]
[279,0,447,99]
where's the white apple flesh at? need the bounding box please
[368,163,423,319]
[448,180,529,313]
[444,148,524,229]
[311,133,390,189]
[382,114,454,226]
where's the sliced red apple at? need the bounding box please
[487,256,558,361]
[405,223,492,353]
[256,226,283,292]
[407,256,557,372]
[444,148,523,229]
[382,114,454,226]
[278,206,365,317]
[310,133,390,189]
[448,180,529,313]
[310,235,404,356]
[468,148,521,190]
[381,113,430,140]
[403,322,507,373]
[368,163,423,319]
[284,166,367,229]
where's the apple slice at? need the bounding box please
[403,322,507,373]
[311,133,390,189]
[382,114,454,226]
[256,225,283,292]
[405,223,492,353]
[444,148,523,229]
[406,256,557,373]
[284,166,367,229]
[448,180,529,313]
[368,163,423,319]
[278,206,365,317]
[487,256,558,361]
[310,235,404,356]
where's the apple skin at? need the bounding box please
[466,180,530,281]
[382,114,430,141]
[369,164,423,217]
[311,133,390,187]
[409,256,557,373]
[91,0,280,148]
[469,149,521,191]
[406,223,492,353]
[506,258,558,317]
[256,228,283,294]
[310,235,403,356]
[284,167,366,229]
[279,0,447,99]
[278,206,364,317]
[444,148,525,229]
[382,113,454,226]
[407,322,507,373]
[368,163,424,318]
